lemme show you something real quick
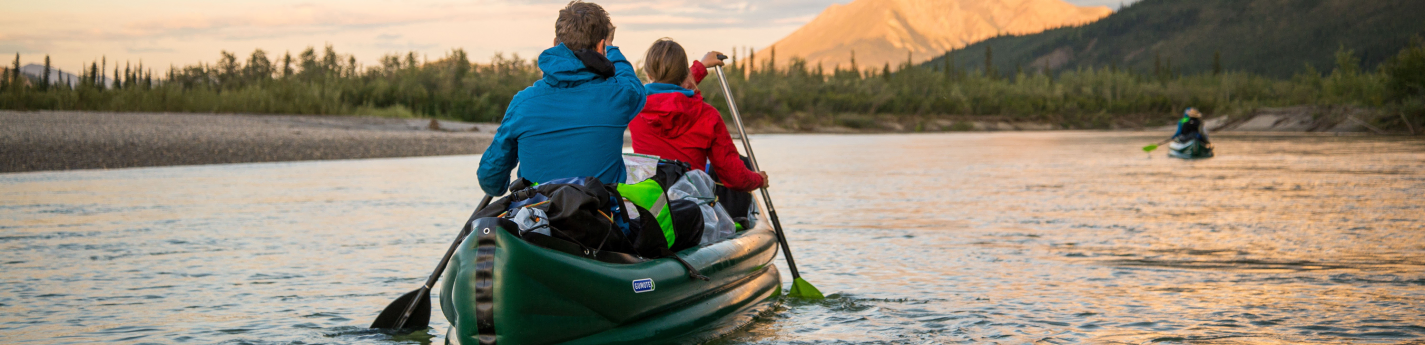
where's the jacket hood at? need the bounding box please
[637,89,703,138]
[539,43,602,88]
[645,83,696,97]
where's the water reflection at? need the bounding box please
[1,132,1422,344]
[721,132,1424,344]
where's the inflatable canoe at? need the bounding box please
[1168,139,1214,159]
[439,203,781,345]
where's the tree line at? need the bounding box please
[705,39,1422,131]
[0,46,539,122]
[2,39,1422,131]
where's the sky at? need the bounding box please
[1,0,1140,75]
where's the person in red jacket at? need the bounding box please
[632,38,767,192]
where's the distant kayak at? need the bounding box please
[1168,139,1214,159]
[439,199,781,345]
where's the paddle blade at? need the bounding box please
[370,288,432,331]
[787,277,824,300]
[1142,144,1159,153]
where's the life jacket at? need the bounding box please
[616,158,705,256]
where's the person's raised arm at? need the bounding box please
[706,107,766,192]
[603,43,648,121]
[692,51,723,85]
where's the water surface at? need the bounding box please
[2,131,1422,344]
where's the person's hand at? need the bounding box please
[701,51,725,68]
[757,171,769,189]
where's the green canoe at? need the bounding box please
[1167,139,1214,159]
[439,208,782,345]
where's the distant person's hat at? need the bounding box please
[1185,108,1202,118]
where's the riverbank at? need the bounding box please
[0,111,497,173]
[3,107,1411,173]
[739,106,1418,135]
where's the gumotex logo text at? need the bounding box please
[632,278,655,293]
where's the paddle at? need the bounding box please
[711,55,824,300]
[1143,138,1172,153]
[371,195,494,332]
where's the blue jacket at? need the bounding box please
[477,44,647,195]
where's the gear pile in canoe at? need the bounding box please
[439,197,782,344]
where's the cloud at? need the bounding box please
[127,47,177,54]
[5,0,1140,73]
[371,41,441,52]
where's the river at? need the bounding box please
[2,131,1422,344]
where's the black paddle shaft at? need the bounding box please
[373,195,493,330]
[422,195,493,291]
[712,61,805,281]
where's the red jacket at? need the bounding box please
[631,61,764,192]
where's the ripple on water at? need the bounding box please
[2,133,1422,344]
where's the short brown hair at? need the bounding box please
[556,1,613,51]
[644,38,689,84]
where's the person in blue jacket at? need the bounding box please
[477,1,647,196]
[1172,107,1210,143]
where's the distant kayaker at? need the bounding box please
[1173,107,1210,143]
[629,38,768,192]
[477,1,647,196]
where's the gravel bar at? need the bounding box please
[1,111,497,173]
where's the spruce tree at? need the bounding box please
[42,55,51,91]
[985,46,995,79]
[746,48,758,77]
[113,67,120,89]
[11,53,19,88]
[282,52,293,78]
[768,46,776,73]
[849,50,858,76]
[943,54,950,76]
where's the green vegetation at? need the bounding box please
[702,39,1422,131]
[0,46,539,123]
[934,0,1425,79]
[2,38,1421,132]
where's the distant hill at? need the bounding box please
[927,0,1425,78]
[19,64,91,88]
[754,0,1112,72]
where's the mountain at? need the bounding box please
[753,0,1113,72]
[927,0,1425,78]
[19,64,91,88]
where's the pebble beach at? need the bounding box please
[0,111,497,173]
